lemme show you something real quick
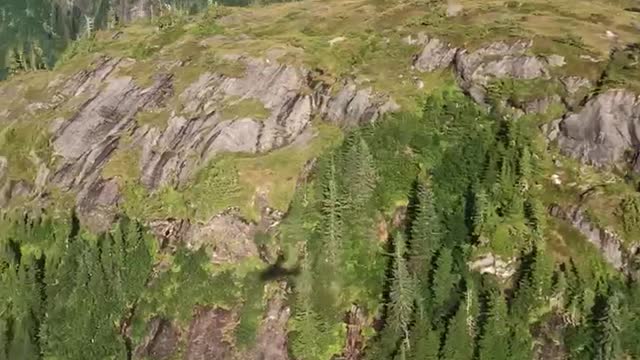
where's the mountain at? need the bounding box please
[1,0,640,359]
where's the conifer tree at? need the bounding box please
[7,318,39,360]
[593,292,622,360]
[431,248,458,314]
[321,155,343,266]
[388,233,415,345]
[291,245,327,360]
[472,188,490,238]
[477,290,509,360]
[344,135,377,211]
[530,244,554,303]
[408,317,439,360]
[442,300,473,360]
[525,196,547,238]
[409,178,440,279]
[507,318,533,359]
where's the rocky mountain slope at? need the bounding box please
[2,0,640,358]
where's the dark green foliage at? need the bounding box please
[408,178,440,283]
[234,274,266,349]
[431,248,458,318]
[388,233,415,341]
[408,313,439,360]
[591,291,623,360]
[134,247,241,324]
[290,247,337,360]
[477,289,510,360]
[0,214,154,360]
[2,82,640,360]
[617,194,640,237]
[441,301,473,360]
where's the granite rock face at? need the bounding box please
[549,204,633,272]
[0,54,396,231]
[454,39,550,103]
[549,90,640,170]
[412,38,552,104]
[413,37,458,72]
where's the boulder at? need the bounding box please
[455,40,550,103]
[413,37,458,72]
[552,89,640,170]
[446,1,464,17]
[468,253,516,279]
[134,317,180,360]
[560,76,592,108]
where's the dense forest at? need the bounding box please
[1,87,639,359]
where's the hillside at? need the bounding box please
[1,0,640,359]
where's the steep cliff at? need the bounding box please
[3,0,640,358]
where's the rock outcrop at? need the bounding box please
[185,307,236,360]
[412,37,553,105]
[185,211,259,264]
[560,76,592,108]
[413,37,458,73]
[134,317,181,360]
[548,89,640,171]
[549,204,633,272]
[455,39,550,103]
[0,53,396,231]
[468,253,516,279]
[246,282,290,360]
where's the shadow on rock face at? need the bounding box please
[259,253,300,282]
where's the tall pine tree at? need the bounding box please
[442,300,473,360]
[477,289,509,360]
[409,178,440,278]
[388,232,415,342]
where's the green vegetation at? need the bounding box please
[3,77,640,360]
[280,88,640,360]
[220,98,271,120]
[600,44,640,93]
[114,122,341,222]
[0,119,51,182]
[135,109,172,129]
[4,0,640,359]
[0,214,155,359]
[102,135,141,184]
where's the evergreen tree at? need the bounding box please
[507,319,533,359]
[321,155,343,267]
[477,290,509,360]
[290,246,327,360]
[7,316,39,360]
[441,300,473,360]
[409,312,439,360]
[344,135,377,211]
[530,244,554,303]
[431,248,458,315]
[472,187,490,239]
[388,233,415,346]
[0,317,7,360]
[409,178,440,279]
[593,292,623,360]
